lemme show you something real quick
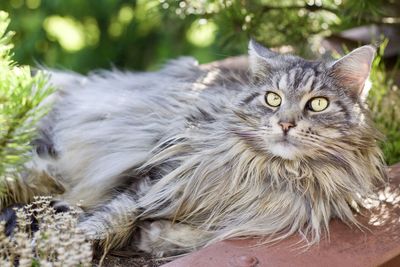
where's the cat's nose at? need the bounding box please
[279,121,296,134]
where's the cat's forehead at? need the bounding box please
[270,59,329,95]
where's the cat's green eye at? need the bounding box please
[265,92,282,107]
[308,97,329,112]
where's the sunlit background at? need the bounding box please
[0,0,399,164]
[1,0,228,72]
[0,0,398,71]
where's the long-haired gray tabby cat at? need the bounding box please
[1,40,386,256]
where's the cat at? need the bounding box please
[0,40,386,256]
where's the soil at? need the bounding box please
[93,250,171,267]
[96,255,167,267]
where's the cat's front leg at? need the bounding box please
[77,193,139,249]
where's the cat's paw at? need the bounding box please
[137,220,171,257]
[77,216,109,240]
[137,220,204,257]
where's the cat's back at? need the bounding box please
[49,57,202,110]
[46,56,248,140]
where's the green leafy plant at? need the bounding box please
[368,41,400,165]
[0,11,53,198]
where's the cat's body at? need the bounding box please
[1,41,386,256]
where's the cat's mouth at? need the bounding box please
[268,135,303,159]
[274,135,295,145]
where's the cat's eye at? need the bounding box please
[265,92,282,107]
[307,97,329,112]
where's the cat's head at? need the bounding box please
[234,40,377,160]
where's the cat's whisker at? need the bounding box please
[295,136,362,168]
[298,133,357,154]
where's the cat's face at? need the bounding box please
[234,40,375,160]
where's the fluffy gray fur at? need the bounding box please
[1,40,386,255]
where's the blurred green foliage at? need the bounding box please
[0,0,225,72]
[0,0,399,164]
[1,0,398,72]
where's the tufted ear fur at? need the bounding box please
[329,45,376,100]
[248,39,279,78]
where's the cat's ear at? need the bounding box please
[329,45,376,100]
[248,39,279,78]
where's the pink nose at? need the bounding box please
[279,122,296,133]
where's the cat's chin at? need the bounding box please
[268,141,303,160]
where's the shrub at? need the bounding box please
[0,11,53,201]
